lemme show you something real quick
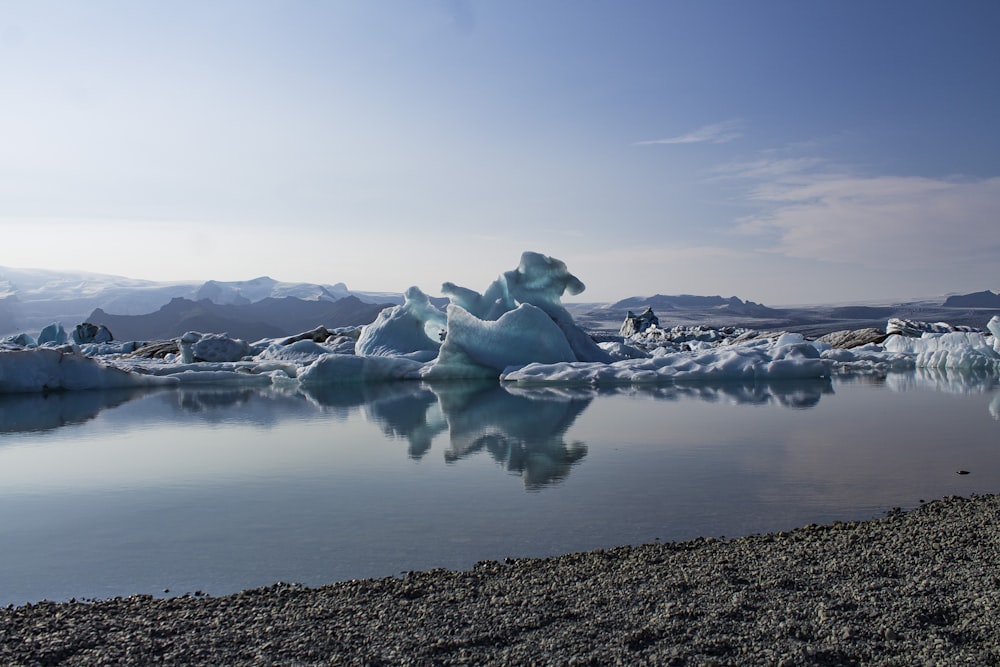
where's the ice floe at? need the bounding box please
[1,253,998,393]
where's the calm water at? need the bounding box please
[1,371,998,606]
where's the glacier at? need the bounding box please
[1,252,998,394]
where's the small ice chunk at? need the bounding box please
[180,332,252,363]
[256,339,332,362]
[298,354,426,384]
[37,323,68,346]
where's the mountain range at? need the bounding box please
[609,294,781,317]
[942,290,1000,308]
[0,266,400,339]
[86,296,390,342]
[1,265,998,341]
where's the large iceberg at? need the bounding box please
[1,253,998,394]
[361,251,611,379]
[883,327,1000,369]
[355,286,446,361]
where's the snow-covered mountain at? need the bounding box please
[3,265,997,341]
[0,266,401,337]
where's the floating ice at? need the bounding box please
[502,336,832,385]
[1,253,999,394]
[255,339,332,363]
[71,323,113,345]
[298,354,425,384]
[883,331,1000,369]
[1,333,34,349]
[886,318,984,337]
[0,348,173,393]
[37,323,68,346]
[179,332,253,363]
[425,251,610,378]
[426,303,577,379]
[619,306,659,337]
[355,286,445,361]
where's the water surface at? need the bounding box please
[1,371,997,606]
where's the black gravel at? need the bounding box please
[3,494,999,666]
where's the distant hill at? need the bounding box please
[0,265,403,337]
[943,290,1000,308]
[610,294,782,317]
[87,296,392,342]
[0,295,19,334]
[825,306,898,320]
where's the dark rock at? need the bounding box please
[943,291,1000,308]
[86,296,392,342]
[72,322,114,344]
[126,340,180,359]
[279,326,332,345]
[620,306,659,336]
[815,328,889,349]
[886,318,983,337]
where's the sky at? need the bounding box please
[1,0,999,306]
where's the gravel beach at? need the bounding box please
[3,494,999,666]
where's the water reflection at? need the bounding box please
[1,370,996,487]
[884,366,1000,395]
[0,388,151,434]
[176,387,261,413]
[2,371,999,606]
[300,378,834,487]
[434,382,590,490]
[506,377,834,409]
[304,381,592,488]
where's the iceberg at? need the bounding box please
[502,335,832,385]
[298,354,425,385]
[37,323,69,346]
[0,348,173,393]
[883,330,1000,369]
[355,286,445,361]
[1,254,998,394]
[179,331,253,364]
[426,303,577,379]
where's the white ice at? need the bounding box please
[354,286,445,361]
[0,347,173,392]
[1,255,998,394]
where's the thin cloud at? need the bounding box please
[635,120,743,146]
[725,157,1000,270]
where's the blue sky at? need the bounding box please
[2,1,998,305]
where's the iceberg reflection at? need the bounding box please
[1,370,994,489]
[884,366,1000,395]
[0,388,151,434]
[307,380,592,487]
[434,382,591,490]
[506,377,834,409]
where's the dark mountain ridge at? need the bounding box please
[87,295,391,342]
[943,290,1000,308]
[611,294,783,317]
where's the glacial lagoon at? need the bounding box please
[1,372,998,607]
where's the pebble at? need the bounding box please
[1,494,998,666]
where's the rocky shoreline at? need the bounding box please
[3,494,999,666]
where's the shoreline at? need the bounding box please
[3,494,999,665]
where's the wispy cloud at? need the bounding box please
[635,120,743,146]
[724,157,1000,271]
